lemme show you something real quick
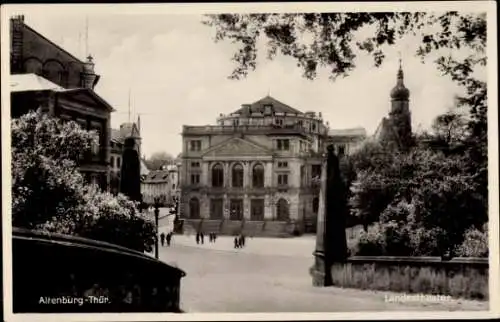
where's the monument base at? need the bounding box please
[311,251,332,287]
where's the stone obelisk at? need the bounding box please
[312,145,348,286]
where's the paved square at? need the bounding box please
[157,234,488,313]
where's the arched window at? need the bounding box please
[232,163,244,187]
[312,197,319,214]
[211,163,224,187]
[252,163,264,188]
[189,198,200,219]
[276,198,289,221]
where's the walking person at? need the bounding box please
[160,232,165,247]
[200,232,205,244]
[166,232,172,247]
[241,234,246,248]
[234,236,239,249]
[195,232,200,245]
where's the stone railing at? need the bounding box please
[12,227,186,313]
[327,256,488,300]
[182,124,318,136]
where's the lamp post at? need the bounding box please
[154,197,160,260]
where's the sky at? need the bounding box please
[8,7,481,158]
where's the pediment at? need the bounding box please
[202,137,272,157]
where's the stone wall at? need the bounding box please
[328,256,488,300]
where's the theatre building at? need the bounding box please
[180,96,329,236]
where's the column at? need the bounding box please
[243,194,250,220]
[202,162,209,186]
[264,194,273,220]
[222,194,229,219]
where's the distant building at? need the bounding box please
[141,164,179,206]
[9,15,113,190]
[326,127,367,156]
[109,119,146,195]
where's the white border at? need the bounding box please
[1,2,498,321]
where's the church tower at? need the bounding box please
[388,59,413,150]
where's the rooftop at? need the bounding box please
[10,73,63,92]
[328,127,367,137]
[143,170,170,183]
[231,96,304,116]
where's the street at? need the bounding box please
[157,234,488,312]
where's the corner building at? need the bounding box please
[180,96,328,235]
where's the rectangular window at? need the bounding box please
[278,174,288,186]
[230,199,244,220]
[190,140,202,151]
[277,161,288,168]
[117,157,121,168]
[191,174,200,184]
[277,139,290,151]
[210,198,224,220]
[311,164,321,179]
[191,161,200,168]
[250,199,265,221]
[275,119,284,126]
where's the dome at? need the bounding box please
[390,84,410,100]
[390,65,410,100]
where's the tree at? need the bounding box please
[11,110,155,252]
[204,12,487,164]
[120,138,142,203]
[145,151,174,171]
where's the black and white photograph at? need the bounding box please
[1,1,498,320]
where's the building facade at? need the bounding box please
[180,96,329,229]
[10,15,112,190]
[141,164,178,206]
[326,127,367,156]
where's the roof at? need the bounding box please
[328,127,367,137]
[165,165,178,172]
[143,170,170,183]
[111,123,140,143]
[19,18,86,64]
[140,159,150,176]
[10,73,63,92]
[10,74,115,112]
[232,95,303,115]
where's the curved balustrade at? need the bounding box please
[12,227,186,313]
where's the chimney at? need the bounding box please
[81,55,97,89]
[10,15,25,73]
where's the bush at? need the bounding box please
[355,224,386,256]
[455,223,488,257]
[12,110,155,253]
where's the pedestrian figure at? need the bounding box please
[241,234,246,247]
[195,232,200,245]
[200,232,204,244]
[166,232,172,247]
[160,232,165,247]
[234,236,239,249]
